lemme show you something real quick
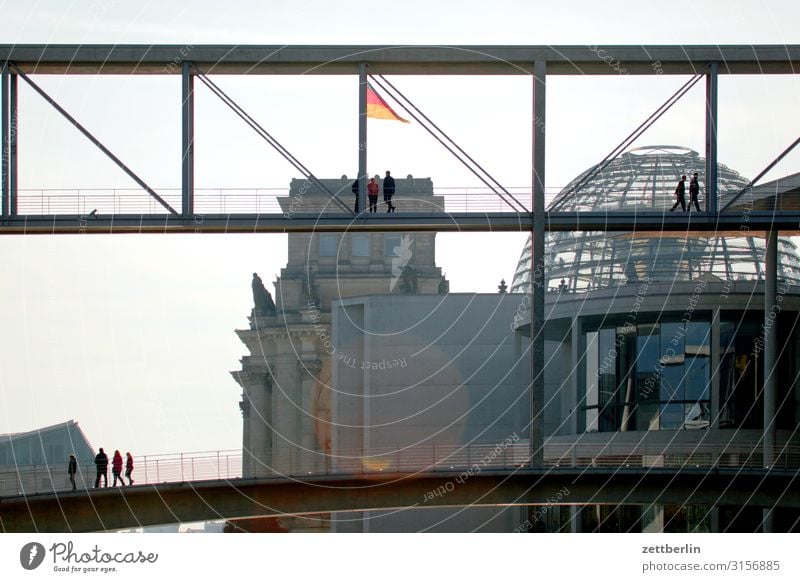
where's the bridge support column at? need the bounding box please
[710,307,720,430]
[357,63,367,214]
[530,59,546,468]
[181,61,194,217]
[705,62,718,213]
[763,228,778,532]
[2,60,8,220]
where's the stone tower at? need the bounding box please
[232,176,448,478]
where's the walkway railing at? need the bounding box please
[2,440,799,497]
[13,187,563,216]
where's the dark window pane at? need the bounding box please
[661,364,684,401]
[686,322,710,356]
[637,403,660,431]
[351,234,369,257]
[660,403,684,430]
[661,322,685,364]
[685,357,710,401]
[320,234,338,257]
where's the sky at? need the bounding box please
[0,0,799,458]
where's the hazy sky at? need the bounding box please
[1,0,799,457]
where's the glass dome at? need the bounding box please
[511,146,800,293]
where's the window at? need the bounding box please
[351,234,369,257]
[582,319,712,432]
[320,234,338,257]
[385,234,403,257]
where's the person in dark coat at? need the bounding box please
[125,452,134,486]
[383,170,396,212]
[670,175,687,212]
[112,450,125,486]
[68,453,78,491]
[351,179,359,213]
[94,448,108,488]
[689,172,701,211]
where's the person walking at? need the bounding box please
[351,179,359,213]
[689,172,701,211]
[670,175,687,212]
[68,453,78,491]
[383,170,396,213]
[94,447,108,488]
[112,450,126,486]
[367,177,379,213]
[125,452,134,486]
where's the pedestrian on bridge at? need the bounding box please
[112,450,126,486]
[670,175,687,212]
[125,452,134,486]
[368,177,379,213]
[68,453,77,491]
[383,170,396,212]
[689,172,701,211]
[94,448,108,488]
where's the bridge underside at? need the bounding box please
[0,211,798,235]
[1,469,797,532]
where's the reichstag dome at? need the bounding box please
[511,146,800,531]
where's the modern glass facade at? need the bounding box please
[582,318,711,432]
[580,312,799,433]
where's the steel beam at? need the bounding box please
[1,61,7,220]
[9,71,16,215]
[705,62,718,213]
[1,45,799,75]
[358,63,367,215]
[530,60,546,468]
[764,228,778,469]
[2,211,800,235]
[181,62,194,216]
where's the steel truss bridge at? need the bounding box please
[1,45,798,530]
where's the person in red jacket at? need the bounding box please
[125,452,134,486]
[367,177,379,213]
[111,450,126,486]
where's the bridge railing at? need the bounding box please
[13,187,562,216]
[2,440,798,497]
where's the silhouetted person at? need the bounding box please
[368,177,379,213]
[383,171,396,212]
[68,453,77,491]
[251,273,276,316]
[351,179,359,213]
[670,175,687,211]
[112,450,125,486]
[94,448,108,488]
[125,452,134,486]
[689,172,701,211]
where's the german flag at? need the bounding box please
[367,83,409,123]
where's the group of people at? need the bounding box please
[67,448,135,491]
[352,170,396,213]
[670,172,702,212]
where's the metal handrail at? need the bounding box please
[2,440,798,497]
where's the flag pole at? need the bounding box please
[358,63,368,215]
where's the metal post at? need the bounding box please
[357,63,367,215]
[530,60,546,468]
[764,228,777,468]
[705,62,718,213]
[710,307,721,429]
[9,71,16,215]
[2,60,8,220]
[181,61,194,217]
